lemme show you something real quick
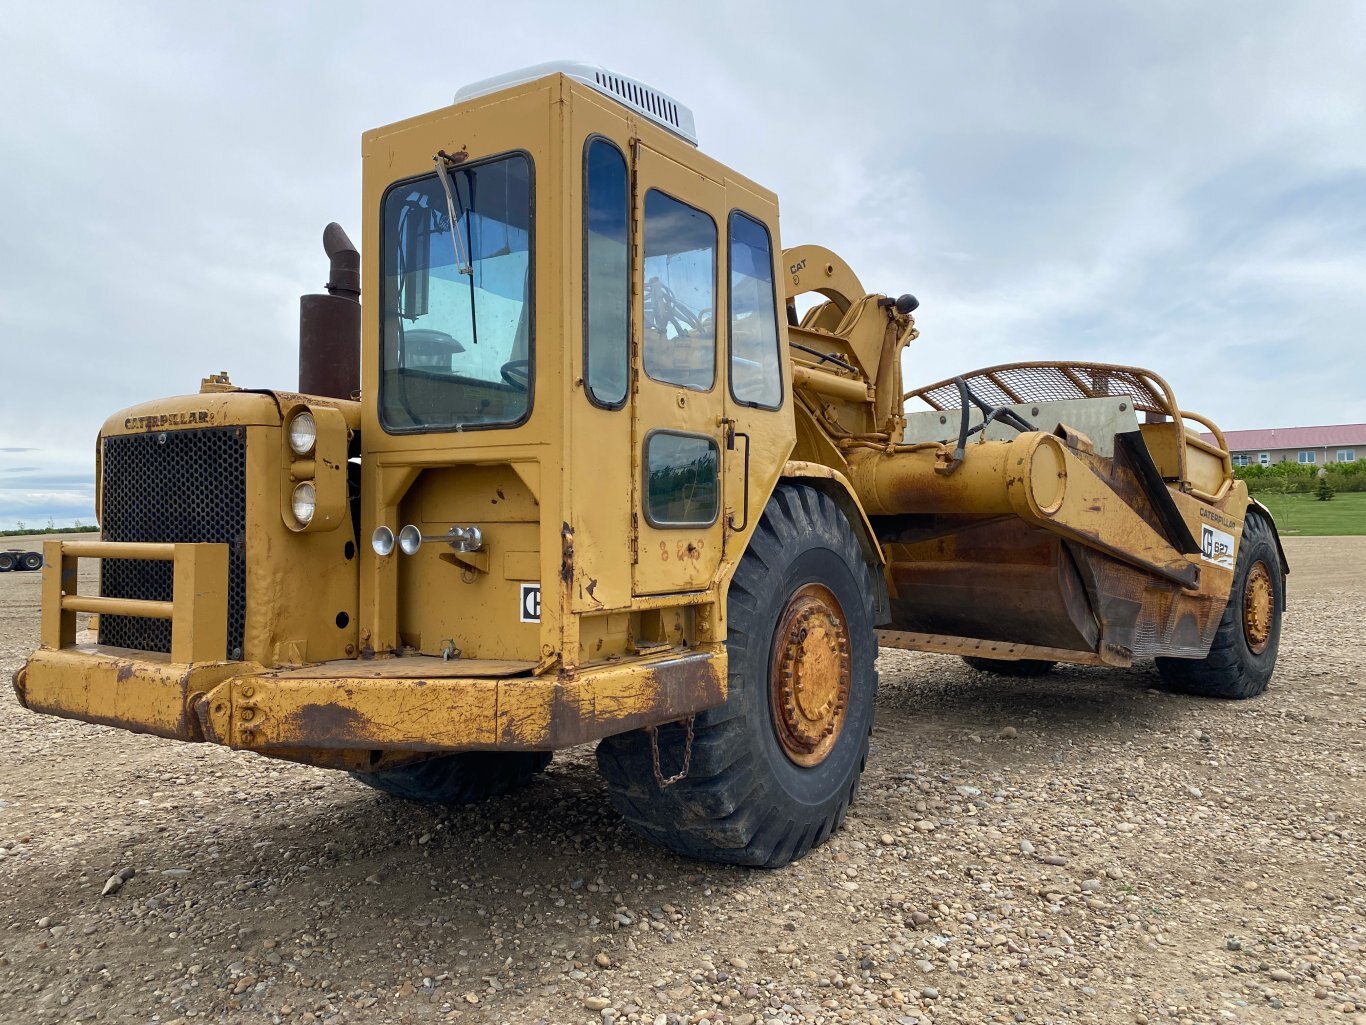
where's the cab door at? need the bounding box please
[631,141,728,596]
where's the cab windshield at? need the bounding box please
[380,154,533,431]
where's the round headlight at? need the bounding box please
[398,524,423,555]
[371,525,395,556]
[290,481,316,526]
[288,411,317,456]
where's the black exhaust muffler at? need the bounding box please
[299,222,361,400]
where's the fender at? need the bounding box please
[780,460,889,626]
[1248,497,1291,581]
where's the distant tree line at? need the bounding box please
[1234,460,1366,494]
[0,518,96,537]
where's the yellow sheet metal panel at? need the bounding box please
[629,141,729,598]
[101,391,283,436]
[1007,441,1196,587]
[1184,434,1231,501]
[783,245,864,314]
[242,426,359,667]
[395,464,541,660]
[565,92,635,615]
[503,551,539,580]
[357,79,567,666]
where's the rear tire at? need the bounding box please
[350,751,551,805]
[1155,511,1284,699]
[596,484,879,868]
[20,552,42,571]
[0,553,14,572]
[962,656,1056,676]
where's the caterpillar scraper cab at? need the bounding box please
[13,62,1286,867]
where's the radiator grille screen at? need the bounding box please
[98,427,247,659]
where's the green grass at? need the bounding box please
[1252,490,1366,536]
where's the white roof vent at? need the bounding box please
[455,61,698,146]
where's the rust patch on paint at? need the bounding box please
[560,522,575,585]
[285,703,371,745]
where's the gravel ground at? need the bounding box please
[0,535,1362,1025]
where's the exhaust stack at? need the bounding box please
[298,222,361,400]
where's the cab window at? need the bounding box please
[378,153,533,432]
[642,190,716,391]
[728,211,782,408]
[583,138,629,407]
[644,431,720,526]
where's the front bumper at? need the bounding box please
[13,643,727,765]
[18,535,727,767]
[13,646,243,741]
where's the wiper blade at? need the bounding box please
[433,151,473,276]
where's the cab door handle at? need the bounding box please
[726,428,750,532]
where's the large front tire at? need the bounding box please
[1155,511,1284,699]
[350,751,551,805]
[596,485,879,868]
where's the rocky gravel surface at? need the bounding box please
[0,535,1362,1025]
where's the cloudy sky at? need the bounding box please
[2,1,1364,528]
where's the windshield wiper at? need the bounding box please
[433,151,473,276]
[433,150,480,349]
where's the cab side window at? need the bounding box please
[584,138,629,407]
[728,211,782,409]
[643,190,716,391]
[644,431,720,526]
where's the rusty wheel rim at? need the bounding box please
[770,583,852,767]
[1242,561,1275,655]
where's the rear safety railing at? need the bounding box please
[41,540,230,664]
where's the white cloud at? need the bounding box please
[1,0,1364,526]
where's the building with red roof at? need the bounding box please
[1198,424,1365,468]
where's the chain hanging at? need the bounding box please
[648,715,696,788]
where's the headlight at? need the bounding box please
[371,525,395,556]
[288,411,317,456]
[398,524,423,555]
[290,481,317,526]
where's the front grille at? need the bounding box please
[99,427,247,659]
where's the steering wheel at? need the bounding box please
[646,278,702,338]
[500,359,530,388]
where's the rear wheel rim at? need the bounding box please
[770,583,852,767]
[1242,561,1275,655]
